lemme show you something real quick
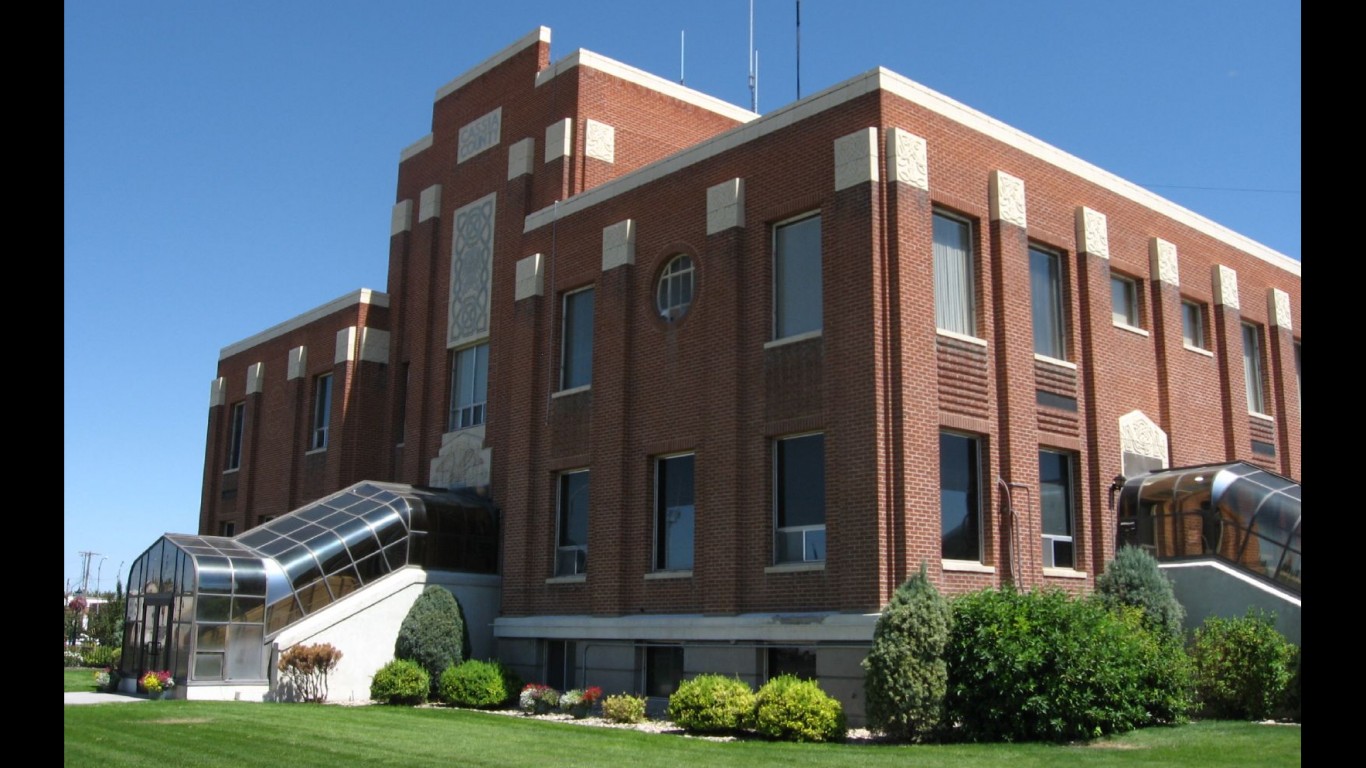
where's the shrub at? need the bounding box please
[1096,545,1186,637]
[370,659,430,705]
[944,588,1190,742]
[667,675,756,734]
[83,645,122,669]
[754,675,847,743]
[862,563,951,740]
[394,586,468,695]
[1190,609,1297,720]
[602,693,647,724]
[440,660,514,708]
[278,643,344,703]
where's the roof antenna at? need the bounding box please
[680,29,685,85]
[748,0,758,112]
[795,0,802,99]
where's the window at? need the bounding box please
[226,402,245,471]
[933,211,976,336]
[1294,341,1301,413]
[766,647,817,682]
[561,288,594,390]
[310,373,333,450]
[1040,450,1076,569]
[555,470,590,576]
[1029,246,1067,360]
[218,521,236,537]
[448,343,488,430]
[773,214,822,339]
[656,255,695,321]
[546,640,576,691]
[940,432,982,561]
[1111,274,1140,328]
[655,454,695,571]
[1181,300,1206,350]
[774,433,825,563]
[645,646,684,697]
[1243,322,1266,414]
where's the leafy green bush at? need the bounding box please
[602,693,647,724]
[667,675,755,734]
[1096,545,1186,637]
[944,588,1190,742]
[1190,610,1297,720]
[394,586,468,695]
[753,675,847,742]
[440,660,514,708]
[862,564,951,740]
[370,659,430,705]
[82,645,122,668]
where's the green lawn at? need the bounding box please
[65,667,102,693]
[63,701,1300,768]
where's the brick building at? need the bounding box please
[194,27,1300,714]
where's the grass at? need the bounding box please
[66,667,103,693]
[63,701,1300,768]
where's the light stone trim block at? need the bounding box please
[706,178,745,234]
[601,219,636,271]
[336,327,357,364]
[419,185,443,223]
[1150,238,1179,286]
[436,26,551,101]
[544,119,572,163]
[429,426,491,490]
[886,127,928,190]
[533,49,759,123]
[287,346,307,380]
[989,170,1027,228]
[359,329,390,364]
[448,193,497,348]
[1269,288,1292,331]
[507,137,536,180]
[515,254,545,300]
[1213,264,1240,310]
[458,107,502,164]
[1119,410,1170,464]
[391,200,413,235]
[246,363,264,395]
[209,377,226,408]
[1076,207,1109,259]
[399,133,433,162]
[584,119,615,163]
[833,127,879,191]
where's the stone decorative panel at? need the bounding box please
[1150,238,1179,287]
[886,128,928,191]
[246,363,264,395]
[601,219,636,271]
[989,170,1027,228]
[287,346,307,380]
[458,107,502,164]
[1075,207,1109,259]
[544,118,572,163]
[833,127,879,191]
[1213,264,1240,310]
[1119,410,1169,463]
[335,327,357,364]
[507,137,535,180]
[515,254,544,300]
[209,377,226,408]
[359,329,390,364]
[706,178,744,234]
[585,119,615,163]
[1269,288,1292,331]
[419,184,442,223]
[429,426,491,490]
[448,193,496,348]
[391,200,413,236]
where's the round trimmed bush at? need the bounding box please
[1190,609,1297,720]
[602,693,647,724]
[395,586,468,695]
[1096,545,1186,637]
[667,674,755,734]
[754,675,846,742]
[440,660,514,708]
[862,564,951,740]
[370,659,430,705]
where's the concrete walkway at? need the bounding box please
[64,691,150,705]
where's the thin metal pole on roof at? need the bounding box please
[796,0,802,99]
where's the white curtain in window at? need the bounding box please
[933,214,974,335]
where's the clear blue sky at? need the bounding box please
[64,1,1300,593]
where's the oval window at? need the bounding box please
[656,255,695,321]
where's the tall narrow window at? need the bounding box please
[1029,246,1067,360]
[1111,274,1140,328]
[655,454,695,571]
[555,470,590,576]
[226,402,245,471]
[448,343,489,430]
[933,211,976,336]
[656,255,695,321]
[940,432,982,562]
[1243,322,1266,414]
[561,288,594,390]
[773,214,822,339]
[1294,341,1301,413]
[1040,450,1076,569]
[1181,300,1206,350]
[645,646,684,697]
[310,373,333,451]
[546,640,576,691]
[774,433,825,563]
